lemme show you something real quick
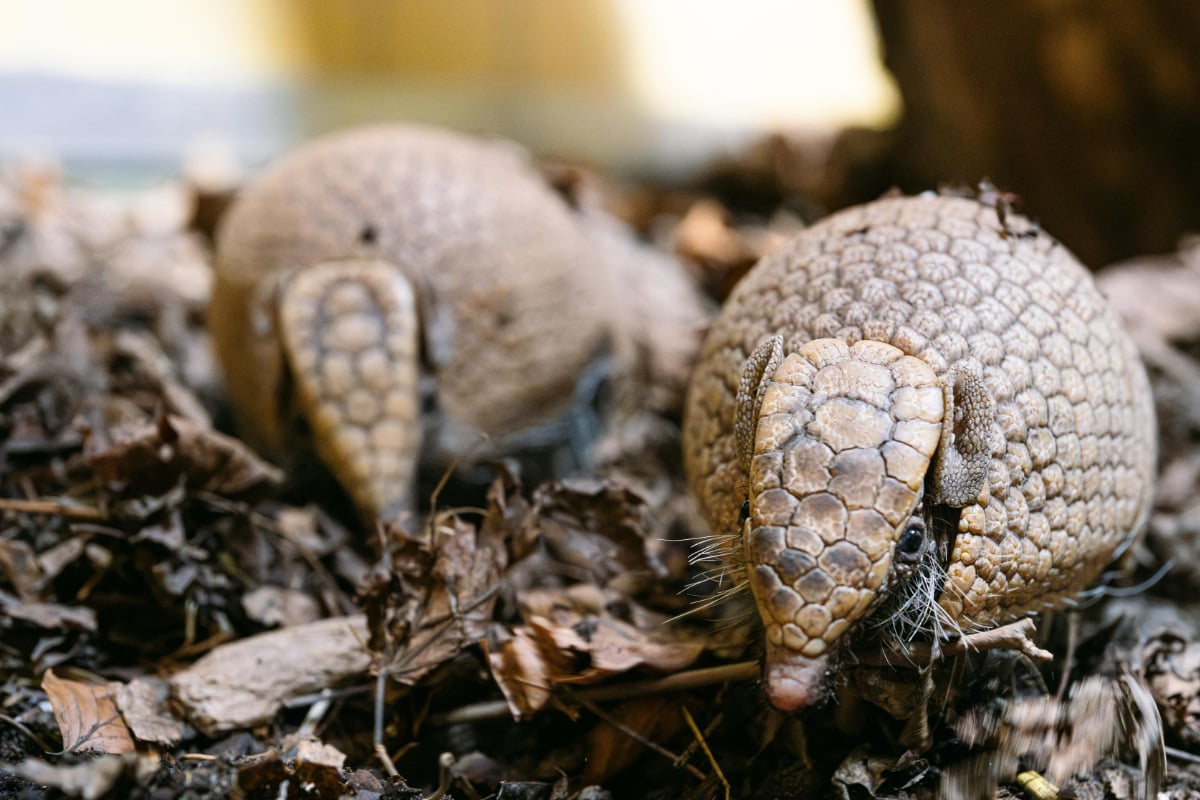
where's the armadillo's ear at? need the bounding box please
[931,361,996,507]
[735,336,784,477]
[276,258,421,523]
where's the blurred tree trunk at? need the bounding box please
[872,1,1200,266]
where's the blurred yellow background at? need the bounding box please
[0,0,897,175]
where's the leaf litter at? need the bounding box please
[0,144,1198,799]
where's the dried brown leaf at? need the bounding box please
[831,745,891,796]
[522,583,716,669]
[363,479,513,688]
[234,750,292,799]
[35,535,88,583]
[233,741,350,799]
[108,328,212,427]
[381,516,506,684]
[487,584,710,717]
[674,199,756,271]
[486,626,573,718]
[534,615,705,683]
[293,737,350,797]
[86,413,281,500]
[41,669,135,755]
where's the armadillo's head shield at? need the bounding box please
[738,337,945,711]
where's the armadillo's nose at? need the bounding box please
[763,641,829,711]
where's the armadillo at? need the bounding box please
[682,193,1156,712]
[210,124,706,522]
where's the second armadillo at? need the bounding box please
[212,124,706,522]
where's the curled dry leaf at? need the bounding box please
[105,328,213,429]
[672,197,799,301]
[487,585,710,718]
[674,200,759,275]
[361,475,516,687]
[235,746,349,800]
[365,513,506,685]
[86,412,282,500]
[830,747,928,800]
[831,745,894,797]
[486,625,576,719]
[536,614,705,683]
[292,736,352,799]
[169,615,371,735]
[41,668,135,755]
[35,535,90,585]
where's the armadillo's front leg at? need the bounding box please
[276,259,420,521]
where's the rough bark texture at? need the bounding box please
[873,0,1200,267]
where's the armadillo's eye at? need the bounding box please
[738,499,750,526]
[897,522,926,560]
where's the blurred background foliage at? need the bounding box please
[0,0,895,174]
[0,0,1197,266]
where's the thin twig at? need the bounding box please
[373,667,388,753]
[682,705,730,800]
[297,693,332,738]
[1166,745,1200,765]
[0,497,108,521]
[431,661,760,725]
[675,711,724,770]
[858,618,1053,667]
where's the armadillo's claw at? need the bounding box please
[276,259,421,522]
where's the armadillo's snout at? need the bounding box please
[744,338,945,710]
[763,641,830,711]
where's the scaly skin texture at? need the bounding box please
[683,194,1156,711]
[211,125,618,520]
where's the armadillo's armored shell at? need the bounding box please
[683,193,1156,709]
